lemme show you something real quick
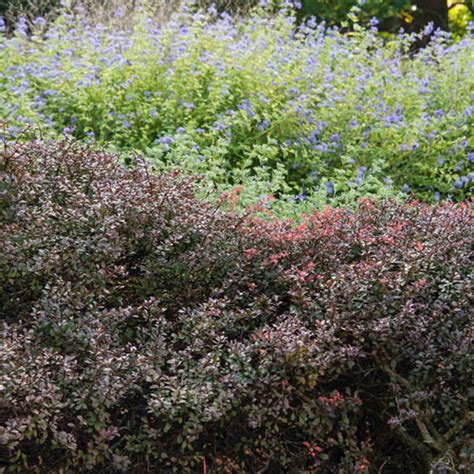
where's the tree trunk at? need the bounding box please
[412,0,449,32]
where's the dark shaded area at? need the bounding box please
[413,0,449,31]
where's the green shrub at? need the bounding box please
[1,140,472,472]
[0,3,472,208]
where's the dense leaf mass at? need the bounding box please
[0,3,473,207]
[0,141,473,472]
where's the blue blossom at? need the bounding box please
[207,3,218,16]
[213,121,226,131]
[258,120,270,131]
[238,99,254,118]
[15,17,28,36]
[33,17,46,27]
[402,184,410,192]
[325,180,334,195]
[159,136,174,145]
[423,22,434,37]
[370,17,379,28]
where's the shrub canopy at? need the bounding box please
[0,3,472,209]
[1,141,472,472]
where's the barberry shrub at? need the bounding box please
[0,141,472,473]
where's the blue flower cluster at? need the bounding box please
[0,2,472,204]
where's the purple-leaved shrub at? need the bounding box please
[0,141,472,472]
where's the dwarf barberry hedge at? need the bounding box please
[0,141,472,472]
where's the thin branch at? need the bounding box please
[444,411,474,442]
[382,366,450,454]
[393,426,433,467]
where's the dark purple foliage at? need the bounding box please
[0,141,472,472]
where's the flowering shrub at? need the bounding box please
[1,141,472,472]
[0,2,472,208]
